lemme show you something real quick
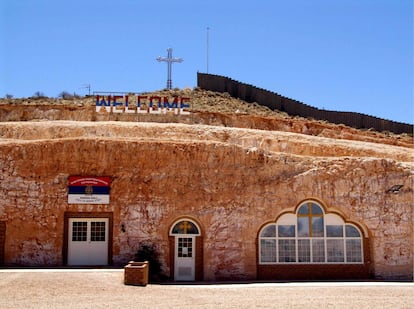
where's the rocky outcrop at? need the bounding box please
[0,121,412,280]
[1,91,412,148]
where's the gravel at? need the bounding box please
[0,269,413,309]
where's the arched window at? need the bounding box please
[259,201,363,264]
[170,219,200,235]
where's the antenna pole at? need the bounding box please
[206,27,210,73]
[80,84,91,96]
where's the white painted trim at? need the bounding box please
[169,218,201,236]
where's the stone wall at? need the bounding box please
[0,122,413,280]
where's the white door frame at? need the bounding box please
[170,219,201,281]
[174,235,196,281]
[67,218,109,266]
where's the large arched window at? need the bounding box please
[259,201,363,264]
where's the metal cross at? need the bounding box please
[156,48,183,90]
[179,221,190,234]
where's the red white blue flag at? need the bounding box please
[68,176,110,204]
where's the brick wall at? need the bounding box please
[195,236,204,281]
[0,222,5,265]
[257,264,370,281]
[124,261,149,286]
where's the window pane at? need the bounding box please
[260,225,276,237]
[297,217,310,237]
[311,203,323,214]
[91,222,106,242]
[312,217,324,237]
[72,222,87,242]
[346,225,361,237]
[298,239,310,262]
[267,202,365,265]
[298,204,309,214]
[172,221,199,234]
[327,239,344,262]
[326,225,343,237]
[312,239,325,262]
[346,239,362,262]
[278,239,296,262]
[260,239,276,262]
[278,225,295,237]
[178,237,193,257]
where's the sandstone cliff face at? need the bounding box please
[1,92,412,148]
[0,121,412,280]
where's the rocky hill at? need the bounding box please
[0,88,412,148]
[0,88,413,280]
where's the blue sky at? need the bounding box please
[1,0,412,124]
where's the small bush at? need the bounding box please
[31,91,47,99]
[59,91,73,99]
[134,243,163,282]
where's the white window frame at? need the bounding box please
[169,219,201,236]
[259,201,364,265]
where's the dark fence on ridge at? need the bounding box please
[197,73,413,134]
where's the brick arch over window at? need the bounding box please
[257,199,371,280]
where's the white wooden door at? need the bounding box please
[68,218,108,265]
[174,236,195,281]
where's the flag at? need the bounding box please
[68,176,110,204]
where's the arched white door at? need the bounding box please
[170,219,201,281]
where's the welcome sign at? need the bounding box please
[68,176,110,204]
[95,94,191,115]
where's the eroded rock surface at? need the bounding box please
[0,120,412,280]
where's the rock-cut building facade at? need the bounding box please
[0,105,413,282]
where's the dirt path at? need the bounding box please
[0,270,413,309]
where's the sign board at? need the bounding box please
[68,176,110,204]
[95,94,191,115]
